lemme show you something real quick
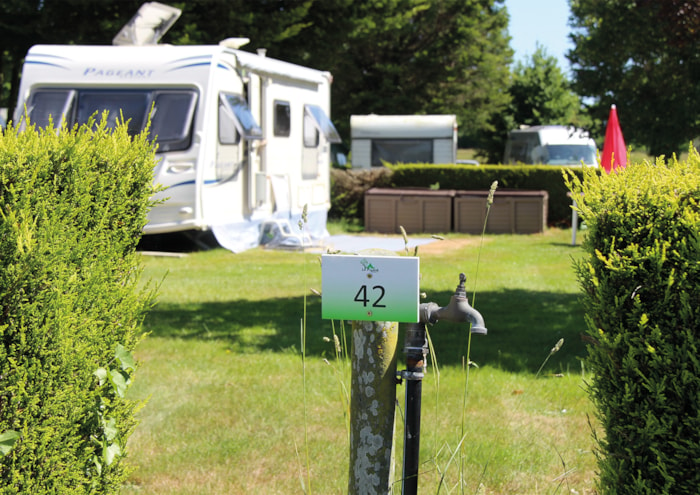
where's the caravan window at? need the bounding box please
[147,91,198,152]
[372,139,432,167]
[77,91,149,135]
[220,93,263,140]
[503,133,539,164]
[24,89,75,129]
[542,144,597,166]
[24,88,198,152]
[274,101,290,137]
[218,97,240,145]
[303,112,319,147]
[304,105,341,144]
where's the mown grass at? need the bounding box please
[123,227,598,494]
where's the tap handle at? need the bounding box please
[455,273,467,298]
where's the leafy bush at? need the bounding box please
[566,146,700,494]
[0,118,157,494]
[329,167,393,222]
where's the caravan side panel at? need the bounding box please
[234,51,337,242]
[433,139,456,164]
[350,139,372,168]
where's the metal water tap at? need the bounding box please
[419,273,487,334]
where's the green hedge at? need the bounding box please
[331,164,593,227]
[0,119,157,494]
[329,167,393,221]
[567,146,700,494]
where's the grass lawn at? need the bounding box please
[123,227,599,494]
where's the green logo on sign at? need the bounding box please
[361,259,379,273]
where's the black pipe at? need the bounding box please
[402,322,428,495]
[403,376,422,494]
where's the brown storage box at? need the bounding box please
[364,188,455,234]
[453,190,548,234]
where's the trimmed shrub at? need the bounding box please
[0,119,157,494]
[329,167,393,221]
[566,146,700,494]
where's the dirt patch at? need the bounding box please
[413,236,486,255]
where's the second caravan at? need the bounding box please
[350,114,458,168]
[503,125,598,167]
[14,6,341,251]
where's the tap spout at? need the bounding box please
[433,273,487,334]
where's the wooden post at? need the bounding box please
[348,320,399,495]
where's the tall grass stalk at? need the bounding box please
[425,327,442,477]
[325,319,351,439]
[299,206,311,494]
[535,338,565,378]
[459,180,498,493]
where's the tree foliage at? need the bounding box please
[168,0,514,141]
[479,47,588,163]
[510,46,588,129]
[569,0,700,156]
[325,0,513,140]
[166,0,315,48]
[0,0,512,144]
[0,0,144,118]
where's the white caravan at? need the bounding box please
[350,114,458,168]
[503,125,598,167]
[13,5,340,252]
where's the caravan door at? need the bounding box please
[202,92,262,226]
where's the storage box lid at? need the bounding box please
[455,189,548,198]
[365,187,457,197]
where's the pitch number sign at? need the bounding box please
[321,254,419,322]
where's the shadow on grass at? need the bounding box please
[144,288,588,374]
[429,289,587,374]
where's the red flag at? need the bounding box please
[601,104,626,173]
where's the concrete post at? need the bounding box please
[348,320,399,495]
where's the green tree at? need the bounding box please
[569,0,700,156]
[2,0,513,146]
[166,0,513,140]
[322,0,513,140]
[510,45,588,128]
[478,46,588,163]
[0,0,142,120]
[166,1,315,52]
[168,0,513,141]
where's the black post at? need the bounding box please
[401,322,428,495]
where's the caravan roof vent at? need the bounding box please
[219,38,251,49]
[112,2,181,46]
